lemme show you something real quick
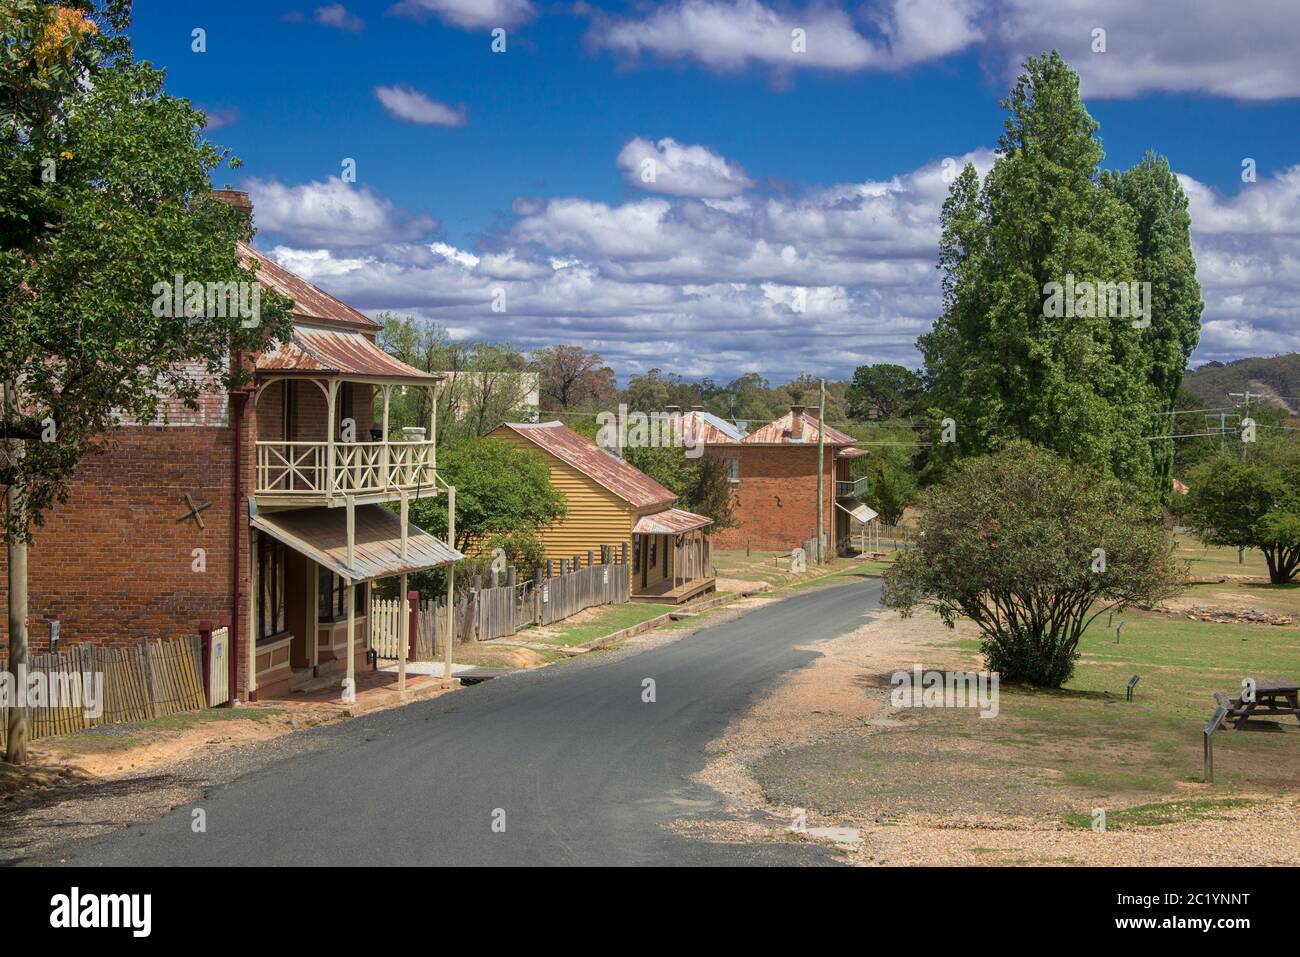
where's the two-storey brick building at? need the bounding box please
[0,192,462,702]
[688,406,868,555]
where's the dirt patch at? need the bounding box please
[28,708,318,779]
[715,577,772,594]
[452,644,551,669]
[680,612,1300,865]
[1157,590,1296,625]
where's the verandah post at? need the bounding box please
[399,573,409,693]
[344,578,356,704]
[444,484,456,687]
[407,588,419,661]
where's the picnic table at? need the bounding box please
[1213,678,1300,728]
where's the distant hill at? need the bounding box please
[1183,354,1300,415]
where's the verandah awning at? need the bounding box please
[836,502,879,524]
[250,503,462,583]
[633,507,714,535]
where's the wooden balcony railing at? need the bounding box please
[835,475,870,500]
[255,440,437,498]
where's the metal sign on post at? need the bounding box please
[1126,674,1141,702]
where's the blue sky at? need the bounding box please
[129,0,1300,383]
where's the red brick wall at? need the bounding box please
[706,445,843,553]
[0,425,239,658]
[254,380,374,442]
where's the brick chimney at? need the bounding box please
[664,404,681,416]
[210,188,254,240]
[789,404,805,438]
[690,405,705,412]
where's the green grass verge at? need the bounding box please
[531,601,675,646]
[1059,798,1256,830]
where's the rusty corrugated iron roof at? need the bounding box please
[250,503,462,582]
[493,421,677,509]
[839,446,867,458]
[255,327,442,381]
[742,410,856,445]
[633,507,713,535]
[680,409,746,445]
[238,241,377,328]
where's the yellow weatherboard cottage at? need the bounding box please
[488,422,715,604]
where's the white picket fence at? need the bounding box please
[369,598,406,659]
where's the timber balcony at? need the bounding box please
[255,439,438,505]
[835,474,870,500]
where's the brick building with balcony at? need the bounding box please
[0,192,462,702]
[698,406,868,556]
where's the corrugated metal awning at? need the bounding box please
[836,502,879,524]
[256,327,443,382]
[250,504,462,582]
[633,507,714,535]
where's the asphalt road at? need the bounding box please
[59,578,881,866]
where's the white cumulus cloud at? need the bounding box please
[244,177,438,247]
[373,85,468,126]
[388,0,535,30]
[617,137,754,198]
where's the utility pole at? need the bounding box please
[1229,391,1258,460]
[816,378,825,565]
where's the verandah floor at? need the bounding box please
[629,577,716,604]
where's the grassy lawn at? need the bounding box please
[521,601,675,647]
[1174,533,1271,579]
[758,585,1300,825]
[945,604,1300,801]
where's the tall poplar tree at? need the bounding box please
[921,51,1201,503]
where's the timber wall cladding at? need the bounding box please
[705,445,841,552]
[0,425,236,651]
[492,431,636,558]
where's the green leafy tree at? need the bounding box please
[920,51,1198,504]
[847,364,924,421]
[883,442,1184,687]
[1101,153,1203,502]
[408,437,566,554]
[1184,439,1300,584]
[2,1,293,763]
[376,315,532,443]
[622,445,736,530]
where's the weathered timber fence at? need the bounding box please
[403,549,631,658]
[0,634,206,749]
[536,561,628,625]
